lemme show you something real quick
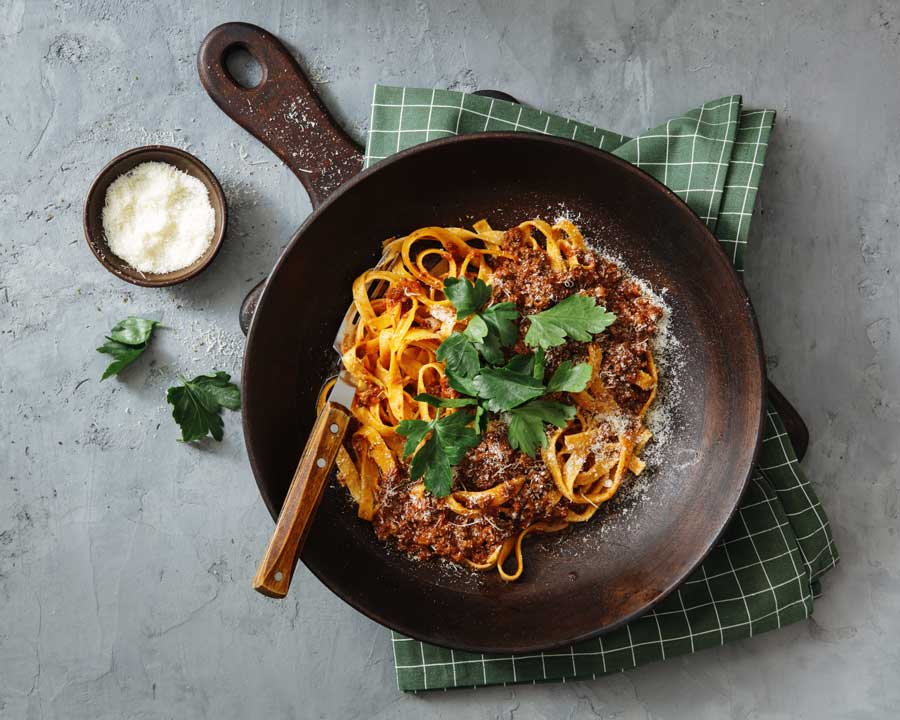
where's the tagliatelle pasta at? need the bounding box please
[325,219,663,581]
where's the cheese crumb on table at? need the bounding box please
[102,161,215,274]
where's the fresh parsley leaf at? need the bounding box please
[411,436,453,497]
[397,418,432,456]
[506,412,546,458]
[166,371,241,442]
[504,349,546,382]
[472,328,505,365]
[469,301,519,365]
[443,277,491,318]
[546,360,593,393]
[472,367,545,412]
[474,404,488,434]
[197,374,241,410]
[413,393,478,408]
[524,294,616,349]
[512,399,576,428]
[462,314,489,342]
[440,279,519,373]
[459,302,519,365]
[462,318,503,364]
[432,410,482,465]
[415,291,602,482]
[109,317,160,345]
[96,316,161,380]
[436,333,480,384]
[479,302,519,346]
[447,374,479,397]
[532,348,546,382]
[504,353,535,375]
[506,400,577,457]
[397,410,481,497]
[96,339,146,380]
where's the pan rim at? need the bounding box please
[242,131,766,653]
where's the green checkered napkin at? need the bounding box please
[364,87,839,692]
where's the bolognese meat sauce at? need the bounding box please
[369,226,662,567]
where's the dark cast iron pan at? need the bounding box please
[199,23,806,653]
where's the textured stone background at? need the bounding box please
[2,1,898,718]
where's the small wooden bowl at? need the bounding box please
[83,145,227,287]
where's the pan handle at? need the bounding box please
[198,22,363,209]
[766,380,809,461]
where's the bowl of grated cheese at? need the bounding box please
[83,145,227,286]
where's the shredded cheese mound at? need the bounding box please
[102,161,216,274]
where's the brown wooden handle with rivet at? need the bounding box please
[253,401,351,598]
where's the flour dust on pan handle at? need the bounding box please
[198,22,366,333]
[198,22,363,205]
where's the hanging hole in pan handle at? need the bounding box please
[223,44,265,89]
[198,22,363,209]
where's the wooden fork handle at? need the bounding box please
[252,401,351,598]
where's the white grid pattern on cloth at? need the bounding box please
[682,102,706,206]
[391,599,811,671]
[394,87,405,153]
[699,562,726,644]
[758,411,839,580]
[702,97,740,227]
[713,115,774,268]
[424,87,435,143]
[364,93,623,165]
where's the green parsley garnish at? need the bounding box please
[469,302,519,364]
[166,371,241,442]
[545,360,594,393]
[472,367,545,412]
[443,276,491,318]
[506,399,577,457]
[397,279,617,495]
[439,276,519,366]
[96,316,161,380]
[524,293,616,349]
[435,332,480,395]
[414,393,478,409]
[397,410,482,497]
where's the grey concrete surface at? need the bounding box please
[2,1,898,718]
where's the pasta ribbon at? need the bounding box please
[332,220,661,581]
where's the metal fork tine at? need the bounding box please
[332,246,398,354]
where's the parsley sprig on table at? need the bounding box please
[396,277,616,496]
[166,371,241,442]
[94,317,242,443]
[96,316,161,380]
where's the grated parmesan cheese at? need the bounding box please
[102,161,215,274]
[429,304,456,324]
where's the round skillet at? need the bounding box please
[199,23,765,653]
